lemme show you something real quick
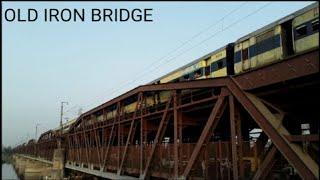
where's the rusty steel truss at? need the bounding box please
[14,49,319,179]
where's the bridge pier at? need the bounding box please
[12,149,66,180]
[13,155,45,179]
[51,148,66,179]
[14,155,27,175]
[24,160,49,180]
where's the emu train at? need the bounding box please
[90,2,319,124]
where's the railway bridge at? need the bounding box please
[13,49,319,179]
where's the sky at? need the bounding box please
[2,1,315,147]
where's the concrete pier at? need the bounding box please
[12,149,66,180]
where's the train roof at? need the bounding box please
[52,118,77,131]
[148,44,229,85]
[236,2,319,42]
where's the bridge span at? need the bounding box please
[13,49,319,179]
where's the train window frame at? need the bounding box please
[295,24,307,39]
[242,48,249,60]
[205,66,210,76]
[311,19,319,33]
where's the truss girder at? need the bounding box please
[15,50,319,179]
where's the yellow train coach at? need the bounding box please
[152,43,235,85]
[233,2,318,74]
[234,25,283,74]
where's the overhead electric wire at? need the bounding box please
[67,2,248,113]
[93,2,272,102]
[66,2,272,116]
[64,105,79,113]
[150,2,273,76]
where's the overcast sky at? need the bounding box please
[2,1,315,147]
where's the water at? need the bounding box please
[2,163,19,180]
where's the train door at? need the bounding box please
[226,43,235,75]
[204,57,211,78]
[281,19,294,58]
[241,39,251,71]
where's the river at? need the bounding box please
[2,163,19,180]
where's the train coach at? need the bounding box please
[151,43,235,84]
[76,2,319,123]
[234,2,318,74]
[151,2,318,80]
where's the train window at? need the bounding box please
[256,30,274,43]
[295,25,307,38]
[217,61,223,69]
[190,73,195,80]
[194,69,202,78]
[205,66,210,76]
[172,79,179,83]
[311,20,319,32]
[242,48,249,60]
[183,74,190,80]
[211,62,218,72]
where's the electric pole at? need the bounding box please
[58,101,68,148]
[35,123,40,140]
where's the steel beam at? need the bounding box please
[141,95,173,179]
[228,78,319,179]
[252,145,277,180]
[230,95,245,178]
[101,102,121,170]
[117,113,121,170]
[285,135,319,142]
[70,96,218,133]
[234,49,319,90]
[82,119,90,165]
[174,90,179,178]
[181,93,227,179]
[118,93,143,175]
[65,164,138,180]
[93,122,102,166]
[140,117,144,175]
[229,95,239,179]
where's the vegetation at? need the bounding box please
[2,145,13,164]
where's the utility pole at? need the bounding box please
[35,123,40,140]
[58,101,68,148]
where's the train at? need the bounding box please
[94,2,319,123]
[151,2,318,82]
[86,2,319,125]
